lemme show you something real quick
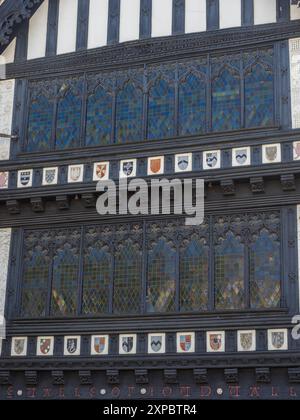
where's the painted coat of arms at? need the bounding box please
[13,338,26,356]
[121,336,134,353]
[122,161,134,177]
[39,338,52,355]
[293,141,300,160]
[19,170,32,187]
[149,158,162,175]
[0,171,8,189]
[271,331,285,349]
[177,155,189,171]
[209,334,222,351]
[239,332,253,351]
[235,149,248,165]
[150,335,162,353]
[95,163,108,180]
[206,152,218,168]
[179,334,192,352]
[93,336,107,354]
[70,165,82,182]
[66,338,78,354]
[265,146,278,162]
[43,167,58,185]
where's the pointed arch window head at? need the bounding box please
[147,77,175,140]
[86,84,113,146]
[212,66,241,132]
[115,81,143,143]
[56,79,83,150]
[179,72,206,136]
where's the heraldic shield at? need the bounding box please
[122,336,133,353]
[179,334,192,352]
[94,336,106,354]
[210,334,222,351]
[40,338,51,355]
[67,338,78,354]
[151,336,162,353]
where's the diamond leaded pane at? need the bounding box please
[113,240,142,314]
[147,238,176,313]
[51,230,81,316]
[179,73,206,136]
[180,238,209,312]
[147,78,175,140]
[82,249,111,315]
[245,63,274,128]
[20,231,52,317]
[215,233,245,310]
[115,82,143,143]
[212,67,241,131]
[86,85,112,146]
[250,230,281,309]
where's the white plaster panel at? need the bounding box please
[1,38,16,64]
[291,4,300,20]
[0,79,15,160]
[289,38,300,129]
[27,0,49,60]
[57,0,78,54]
[254,0,277,25]
[120,0,140,42]
[88,0,109,48]
[185,0,206,33]
[152,0,172,37]
[0,228,11,336]
[219,0,241,29]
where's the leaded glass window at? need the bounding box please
[245,63,274,128]
[147,238,176,313]
[180,235,209,312]
[86,84,112,146]
[20,231,51,317]
[115,82,143,142]
[250,230,281,308]
[147,78,175,140]
[82,227,111,315]
[113,239,142,314]
[212,66,241,131]
[215,233,245,310]
[27,86,53,152]
[179,73,206,135]
[51,230,80,316]
[56,79,83,150]
[19,211,283,318]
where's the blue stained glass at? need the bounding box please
[56,81,83,150]
[86,85,112,146]
[115,82,143,143]
[250,231,280,309]
[215,233,245,310]
[147,239,176,313]
[212,68,241,132]
[27,94,53,152]
[179,74,206,135]
[245,63,274,128]
[148,78,175,140]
